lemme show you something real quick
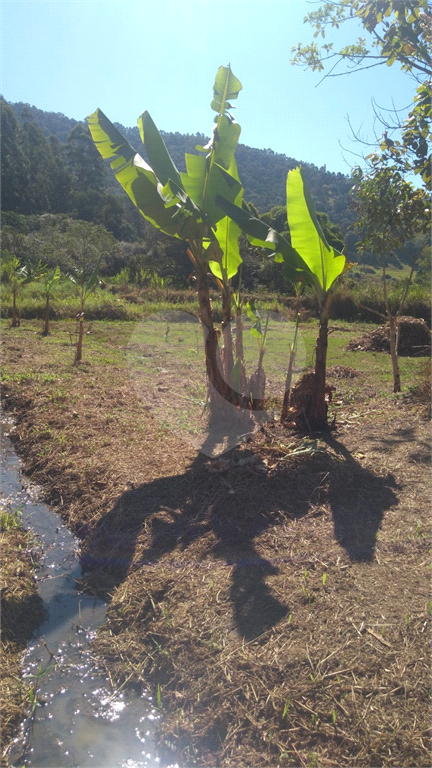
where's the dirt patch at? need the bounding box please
[1,321,431,767]
[347,316,431,356]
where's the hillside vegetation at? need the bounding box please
[7,100,355,238]
[2,98,429,299]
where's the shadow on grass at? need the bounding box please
[80,413,399,639]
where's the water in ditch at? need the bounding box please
[1,415,173,768]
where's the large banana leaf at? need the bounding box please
[208,216,243,280]
[87,109,136,168]
[87,109,204,239]
[211,66,242,117]
[182,66,243,226]
[205,116,242,171]
[138,111,183,189]
[208,144,244,281]
[180,153,242,226]
[217,167,352,301]
[287,167,349,294]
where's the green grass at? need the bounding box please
[2,315,426,389]
[0,506,24,532]
[330,281,430,323]
[350,264,414,281]
[2,276,430,326]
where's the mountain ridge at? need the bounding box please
[7,100,355,239]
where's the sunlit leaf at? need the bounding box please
[87,109,202,239]
[286,167,349,293]
[209,216,242,280]
[212,66,242,116]
[138,111,183,189]
[215,194,314,286]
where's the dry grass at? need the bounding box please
[1,516,46,764]
[1,320,430,767]
[87,435,431,768]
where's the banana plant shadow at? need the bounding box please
[80,414,399,641]
[321,433,400,561]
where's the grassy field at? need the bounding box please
[1,315,430,767]
[1,273,430,327]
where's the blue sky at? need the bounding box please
[2,0,416,176]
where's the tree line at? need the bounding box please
[1,96,357,290]
[2,99,356,244]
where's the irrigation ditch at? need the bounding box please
[1,414,164,768]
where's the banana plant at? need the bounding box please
[281,311,301,422]
[68,257,102,363]
[217,166,353,429]
[87,65,244,401]
[1,254,46,328]
[39,265,61,336]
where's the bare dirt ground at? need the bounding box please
[1,321,431,767]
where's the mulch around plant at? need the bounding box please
[1,324,431,768]
[347,316,431,356]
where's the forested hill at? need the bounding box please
[6,101,355,237]
[10,102,78,143]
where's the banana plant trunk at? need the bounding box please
[42,296,50,336]
[307,304,330,431]
[195,264,231,402]
[75,314,84,364]
[281,313,300,422]
[248,348,266,411]
[221,284,234,388]
[235,308,247,395]
[11,288,20,328]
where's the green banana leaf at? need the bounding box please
[208,148,244,281]
[287,167,349,294]
[208,215,243,280]
[246,300,263,339]
[87,109,136,169]
[45,265,61,291]
[206,116,242,171]
[211,66,242,117]
[87,109,204,239]
[215,195,315,287]
[217,168,352,300]
[138,111,183,189]
[188,66,243,224]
